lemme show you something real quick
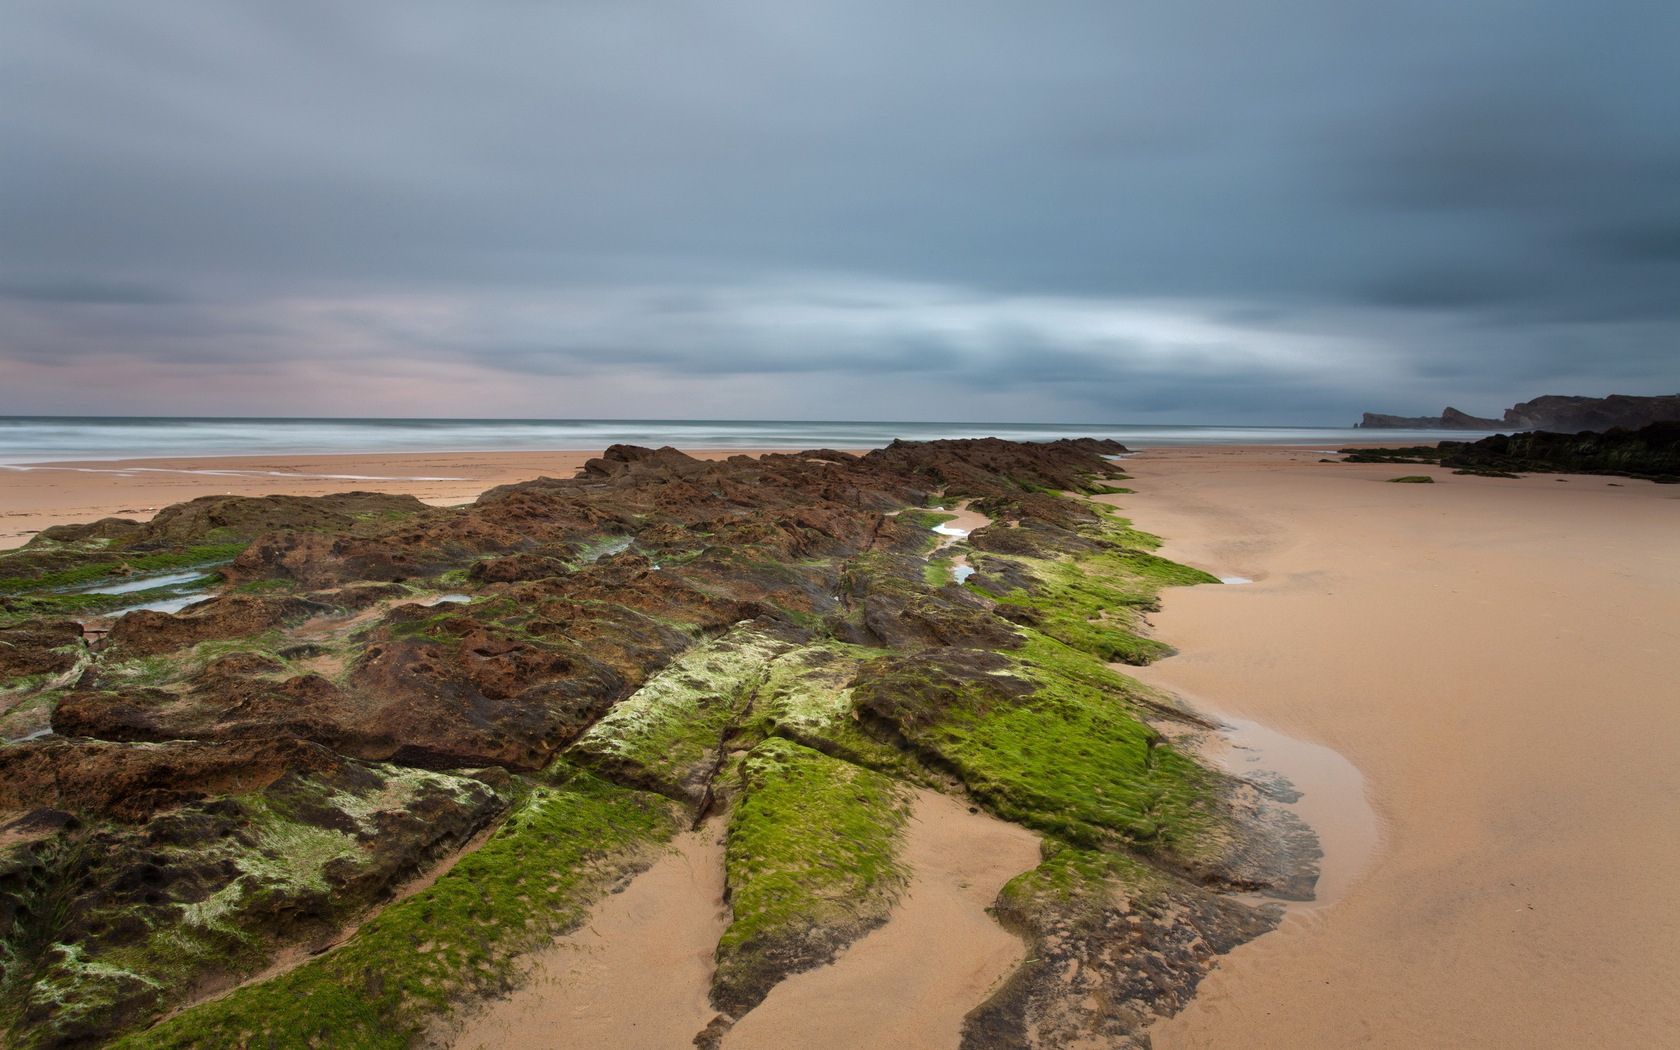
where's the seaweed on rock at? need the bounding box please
[0,437,1315,1048]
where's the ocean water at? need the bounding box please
[0,417,1490,464]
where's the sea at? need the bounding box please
[0,417,1487,464]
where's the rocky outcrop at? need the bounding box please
[1502,394,1680,432]
[0,436,1319,1049]
[1358,407,1501,429]
[1343,422,1680,482]
[1359,393,1680,431]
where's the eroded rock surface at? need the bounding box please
[0,438,1318,1048]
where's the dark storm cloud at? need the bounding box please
[0,0,1676,419]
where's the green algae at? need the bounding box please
[713,737,912,1013]
[867,634,1223,861]
[2,767,508,1049]
[922,556,956,588]
[110,771,675,1050]
[894,508,958,531]
[965,501,1216,666]
[0,544,246,596]
[230,578,297,595]
[97,631,291,688]
[996,839,1168,917]
[0,445,1285,1046]
[0,572,222,628]
[568,626,793,797]
[750,642,915,776]
[1387,475,1435,483]
[974,548,1213,665]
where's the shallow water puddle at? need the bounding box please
[108,592,211,616]
[1198,704,1378,907]
[72,570,209,596]
[417,593,472,607]
[931,500,991,541]
[723,790,1040,1050]
[1218,575,1254,585]
[579,536,634,564]
[448,821,728,1050]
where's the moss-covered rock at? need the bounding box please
[711,738,912,1015]
[0,437,1314,1046]
[104,771,674,1050]
[961,842,1276,1049]
[2,762,507,1048]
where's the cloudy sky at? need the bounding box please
[2,1,1676,422]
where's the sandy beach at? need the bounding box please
[1118,446,1680,1048]
[6,441,1676,1047]
[0,450,809,549]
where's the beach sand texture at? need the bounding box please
[5,442,1675,1046]
[447,790,1039,1050]
[1119,446,1680,1048]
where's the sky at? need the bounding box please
[2,1,1677,423]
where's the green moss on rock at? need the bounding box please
[972,518,1216,666]
[713,737,911,1014]
[854,636,1223,863]
[110,772,675,1050]
[568,625,798,800]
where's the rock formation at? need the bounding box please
[1342,421,1680,482]
[1356,393,1680,431]
[0,438,1316,1048]
[1358,407,1501,429]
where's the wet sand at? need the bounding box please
[448,822,730,1050]
[0,449,812,548]
[1111,446,1680,1048]
[724,789,1040,1050]
[448,790,1037,1050]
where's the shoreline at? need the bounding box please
[0,442,1405,550]
[1116,445,1679,1048]
[6,440,1675,1045]
[0,449,830,549]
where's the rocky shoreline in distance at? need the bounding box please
[1342,422,1680,482]
[1357,392,1680,432]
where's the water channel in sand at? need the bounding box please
[1141,677,1380,909]
[447,790,1040,1050]
[1128,598,1380,910]
[722,789,1040,1050]
[448,821,730,1050]
[447,489,1374,1047]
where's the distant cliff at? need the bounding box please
[1358,407,1501,429]
[1342,421,1680,483]
[1357,393,1680,431]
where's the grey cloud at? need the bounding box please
[0,0,1676,420]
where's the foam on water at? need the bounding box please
[0,417,1502,465]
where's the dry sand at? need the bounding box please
[1110,446,1680,1049]
[0,449,809,549]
